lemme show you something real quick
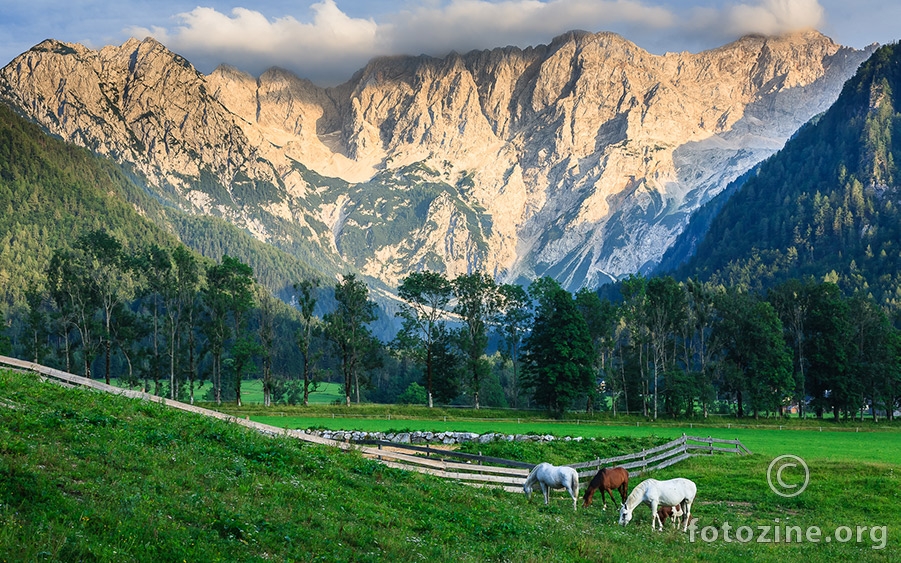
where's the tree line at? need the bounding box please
[392,270,901,420]
[4,229,900,420]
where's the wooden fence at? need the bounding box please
[349,433,751,493]
[0,356,751,494]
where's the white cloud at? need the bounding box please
[724,0,825,37]
[128,1,379,83]
[383,1,675,56]
[126,0,829,86]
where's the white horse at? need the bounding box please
[523,462,580,511]
[618,477,696,531]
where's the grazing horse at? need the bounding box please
[523,462,580,511]
[618,478,696,531]
[656,504,684,529]
[582,466,629,510]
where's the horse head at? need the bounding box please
[523,482,533,501]
[618,503,633,526]
[582,487,594,507]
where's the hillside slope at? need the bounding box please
[0,368,579,561]
[0,101,319,308]
[675,43,901,305]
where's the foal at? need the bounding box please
[656,505,684,528]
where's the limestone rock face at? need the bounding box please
[0,31,875,289]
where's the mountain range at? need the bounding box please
[0,30,877,294]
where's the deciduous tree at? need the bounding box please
[395,271,452,408]
[325,274,378,406]
[293,278,321,406]
[451,272,499,409]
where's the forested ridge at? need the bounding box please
[0,102,177,307]
[0,102,321,306]
[675,43,901,307]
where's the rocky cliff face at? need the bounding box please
[0,31,875,289]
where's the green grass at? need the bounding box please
[2,368,899,562]
[240,413,901,466]
[110,378,346,405]
[235,380,345,405]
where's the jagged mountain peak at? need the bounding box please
[547,29,632,49]
[0,32,878,292]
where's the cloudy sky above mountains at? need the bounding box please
[2,0,897,85]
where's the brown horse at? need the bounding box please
[582,466,629,510]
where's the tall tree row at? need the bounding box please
[8,230,901,418]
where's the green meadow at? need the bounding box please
[243,411,901,465]
[236,380,345,405]
[2,369,898,562]
[112,378,347,405]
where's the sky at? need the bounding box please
[1,0,898,86]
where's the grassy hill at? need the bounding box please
[2,368,898,561]
[0,368,546,561]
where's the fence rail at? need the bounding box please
[339,432,751,492]
[0,356,751,494]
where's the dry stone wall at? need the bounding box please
[302,429,586,445]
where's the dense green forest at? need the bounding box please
[672,43,901,308]
[7,223,900,423]
[0,103,177,309]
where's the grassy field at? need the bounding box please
[243,415,901,465]
[2,369,898,561]
[111,378,347,405]
[222,400,901,466]
[236,380,345,405]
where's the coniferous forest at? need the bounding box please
[4,45,901,421]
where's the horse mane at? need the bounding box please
[587,468,605,490]
[624,478,651,508]
[525,463,541,482]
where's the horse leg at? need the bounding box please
[540,483,549,505]
[572,479,579,512]
[607,489,615,511]
[681,500,692,532]
[619,483,629,507]
[650,501,661,531]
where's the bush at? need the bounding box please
[397,382,427,405]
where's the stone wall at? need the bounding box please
[301,429,586,445]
